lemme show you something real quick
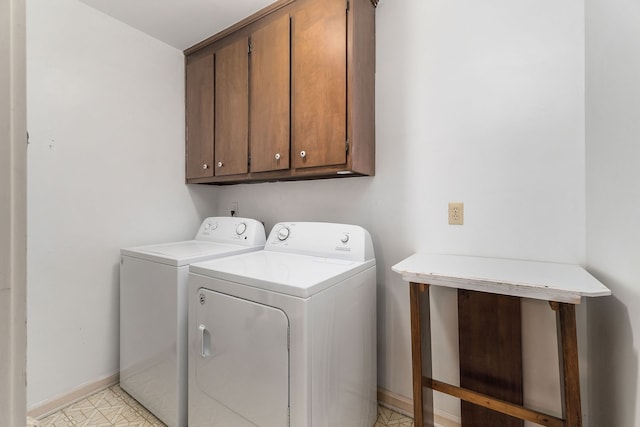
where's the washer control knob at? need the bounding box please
[277,226,290,241]
[210,223,218,230]
[236,222,247,235]
[341,234,349,244]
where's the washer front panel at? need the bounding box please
[120,257,184,427]
[193,289,290,427]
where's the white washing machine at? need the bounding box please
[187,222,377,427]
[120,217,266,427]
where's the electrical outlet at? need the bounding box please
[448,202,464,225]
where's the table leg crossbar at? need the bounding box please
[426,379,564,427]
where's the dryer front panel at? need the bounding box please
[191,289,289,427]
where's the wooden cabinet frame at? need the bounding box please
[184,0,376,185]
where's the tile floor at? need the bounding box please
[37,384,414,427]
[374,406,414,427]
[39,385,164,427]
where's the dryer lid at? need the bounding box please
[190,250,375,298]
[121,240,263,267]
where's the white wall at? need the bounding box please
[1,0,27,424]
[215,0,586,422]
[26,0,217,409]
[24,0,595,422]
[585,0,640,425]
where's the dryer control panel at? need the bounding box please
[266,222,374,262]
[196,217,266,247]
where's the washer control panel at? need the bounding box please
[266,222,374,262]
[195,217,266,247]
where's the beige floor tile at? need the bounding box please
[39,383,413,426]
[98,406,124,423]
[84,410,113,427]
[62,402,97,425]
[117,405,148,422]
[40,411,75,427]
[115,389,136,404]
[87,389,110,407]
[376,405,414,427]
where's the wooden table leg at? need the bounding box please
[550,302,582,427]
[410,282,434,427]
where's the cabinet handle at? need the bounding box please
[217,161,223,168]
[275,153,281,160]
[300,151,306,158]
[202,164,208,170]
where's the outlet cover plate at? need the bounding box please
[449,202,464,225]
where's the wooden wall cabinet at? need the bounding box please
[215,37,249,176]
[250,13,291,173]
[185,52,214,180]
[292,0,347,171]
[185,0,376,184]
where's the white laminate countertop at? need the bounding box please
[392,253,611,304]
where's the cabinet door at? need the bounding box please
[186,52,214,179]
[250,14,291,173]
[215,38,249,176]
[292,0,347,169]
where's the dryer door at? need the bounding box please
[194,289,289,426]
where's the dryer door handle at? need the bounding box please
[199,324,211,358]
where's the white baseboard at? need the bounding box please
[27,373,119,420]
[377,387,414,417]
[377,387,461,427]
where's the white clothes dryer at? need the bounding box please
[120,217,266,427]
[188,222,377,427]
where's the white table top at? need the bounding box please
[392,253,611,304]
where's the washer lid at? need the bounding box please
[121,240,263,267]
[190,251,376,298]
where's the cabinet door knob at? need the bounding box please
[202,164,209,170]
[217,161,223,168]
[300,150,306,158]
[275,153,281,160]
